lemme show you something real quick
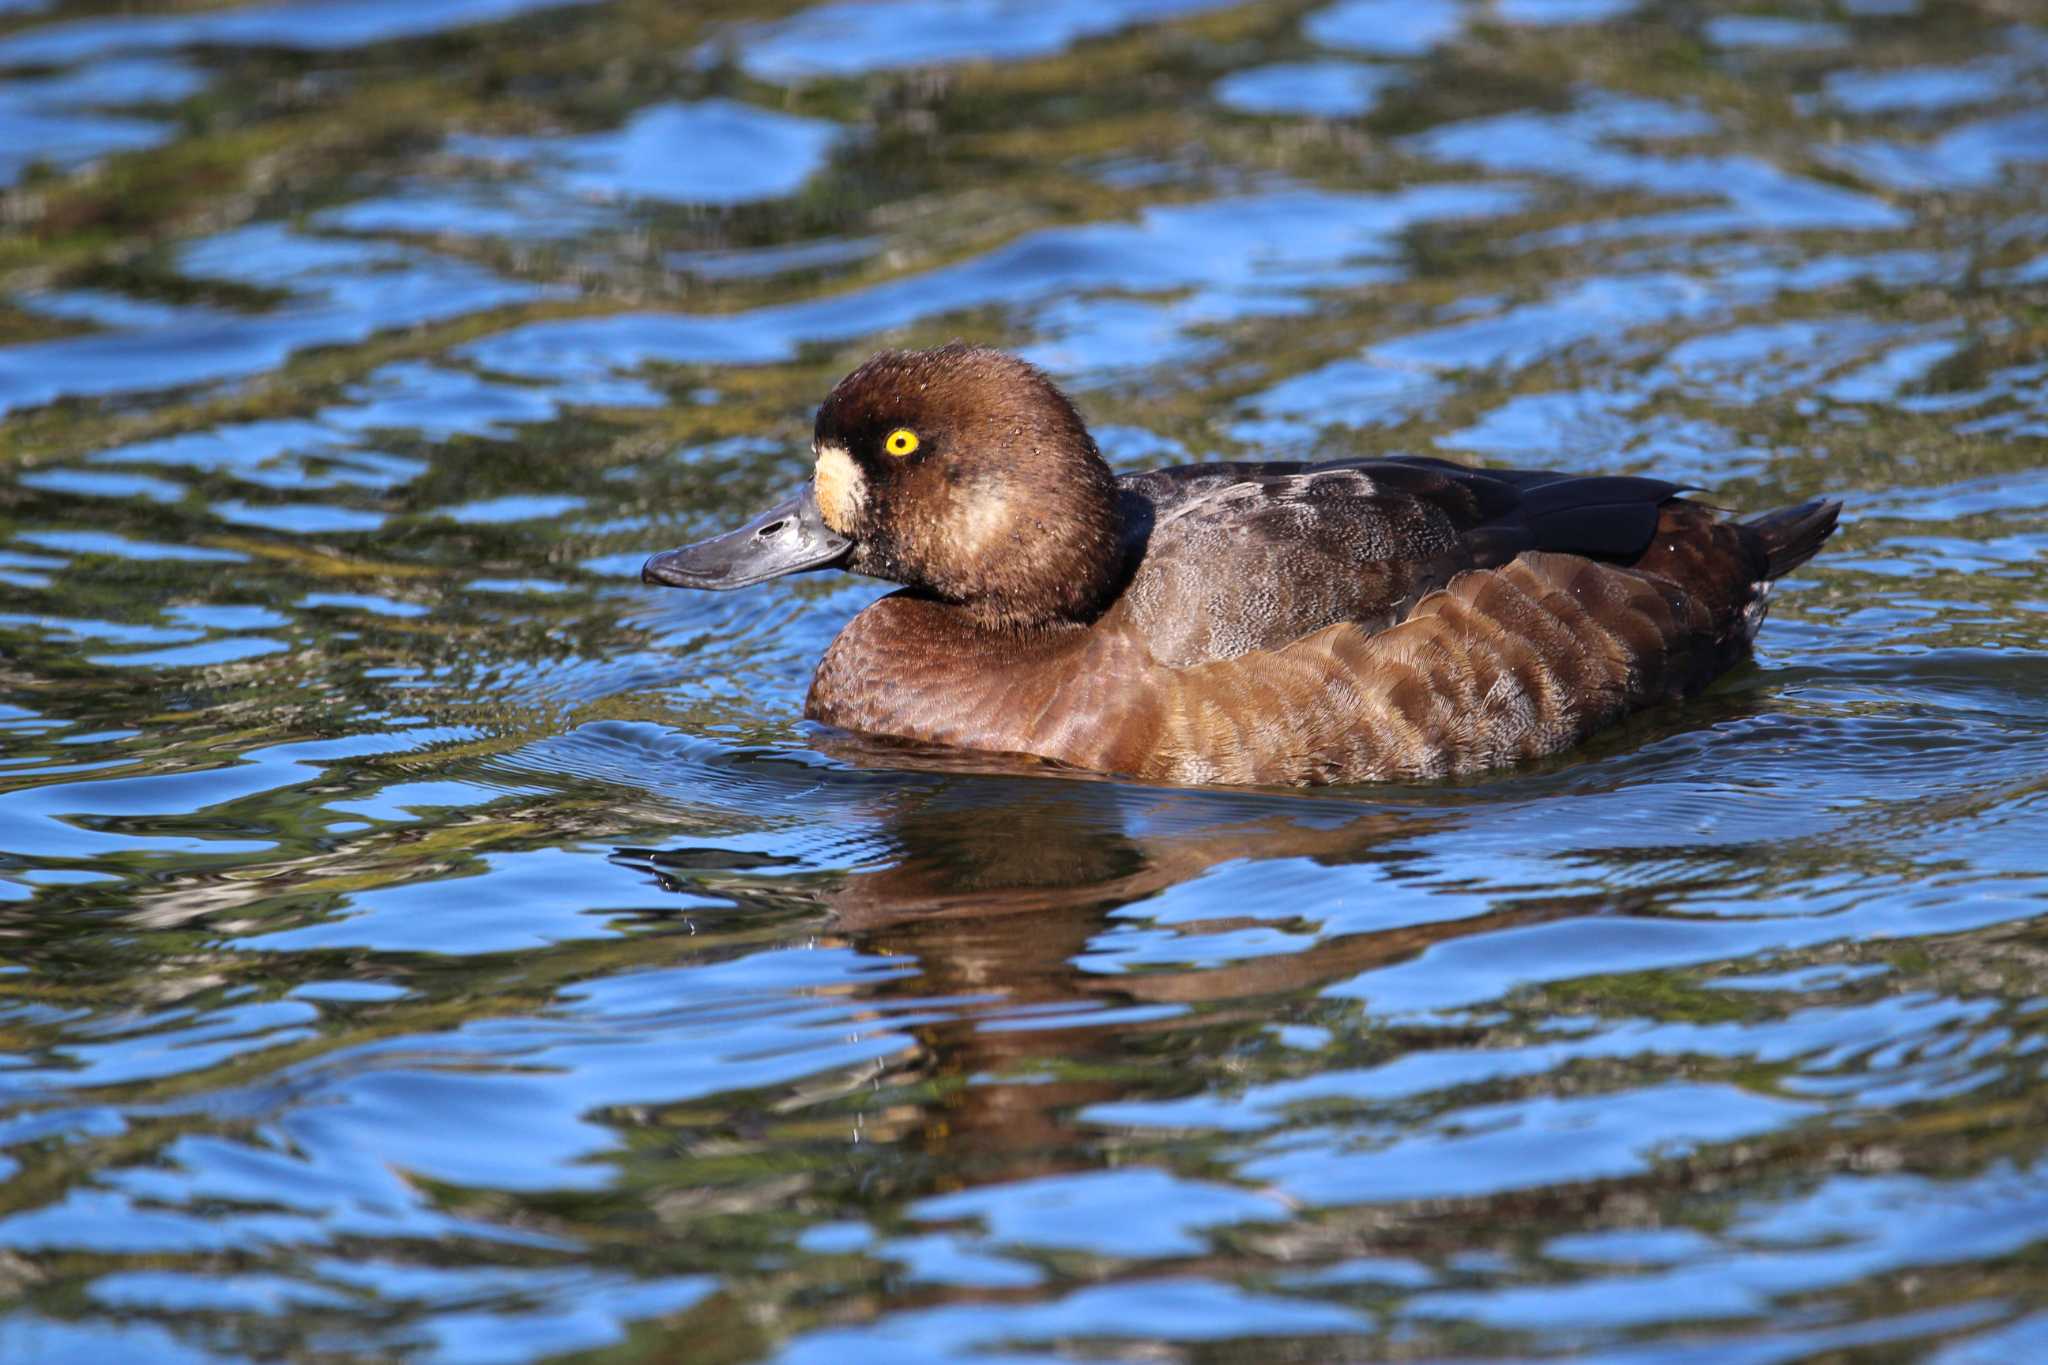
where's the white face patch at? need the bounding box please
[813,443,866,534]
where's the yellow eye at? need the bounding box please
[883,427,920,458]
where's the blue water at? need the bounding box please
[1,0,2046,1360]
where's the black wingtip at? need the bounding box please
[1518,475,1690,561]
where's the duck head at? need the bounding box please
[642,344,1124,629]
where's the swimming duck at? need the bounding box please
[643,344,1840,786]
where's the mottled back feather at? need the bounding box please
[1114,456,1686,667]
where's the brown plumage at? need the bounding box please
[646,344,1842,787]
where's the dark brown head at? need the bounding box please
[644,344,1124,629]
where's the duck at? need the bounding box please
[642,344,1841,786]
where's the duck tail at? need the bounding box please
[1745,497,1843,582]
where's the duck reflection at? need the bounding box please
[616,750,1576,1177]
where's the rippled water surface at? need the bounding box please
[2,0,2046,1359]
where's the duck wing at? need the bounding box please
[1114,456,1685,667]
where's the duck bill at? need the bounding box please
[641,485,852,590]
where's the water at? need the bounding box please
[0,0,2044,1358]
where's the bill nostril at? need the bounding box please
[757,520,787,538]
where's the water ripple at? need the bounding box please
[1,0,2045,1359]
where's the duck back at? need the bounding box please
[1114,457,1693,667]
